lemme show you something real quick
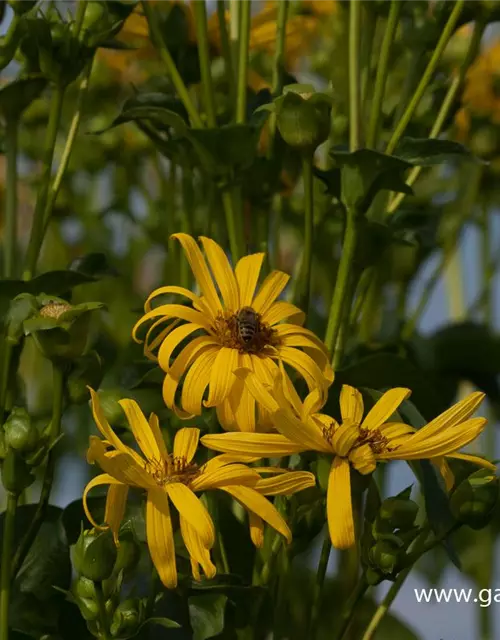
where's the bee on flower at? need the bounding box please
[132,233,333,432]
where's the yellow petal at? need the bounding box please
[201,432,306,456]
[409,392,486,444]
[349,443,377,475]
[255,471,316,495]
[143,284,202,313]
[179,516,216,580]
[331,424,361,458]
[222,485,291,543]
[252,270,290,315]
[381,418,488,460]
[83,473,124,531]
[87,436,154,489]
[277,346,329,392]
[146,490,177,588]
[105,483,129,544]
[88,390,146,468]
[361,388,411,431]
[249,512,264,548]
[200,237,239,312]
[234,253,265,307]
[119,398,164,462]
[327,457,355,549]
[173,428,200,463]
[157,323,204,371]
[262,301,305,327]
[302,388,326,420]
[445,452,496,472]
[181,347,218,415]
[143,317,179,361]
[148,413,169,460]
[134,303,212,336]
[191,462,259,491]
[227,374,256,432]
[274,408,331,453]
[233,368,279,414]
[166,483,215,548]
[172,233,222,316]
[340,386,364,425]
[433,457,455,491]
[205,347,238,407]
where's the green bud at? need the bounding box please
[7,0,37,15]
[75,594,100,621]
[73,575,96,600]
[369,539,404,576]
[66,352,104,405]
[6,294,38,345]
[96,388,128,427]
[365,567,384,586]
[23,297,104,363]
[80,1,137,47]
[113,532,141,575]
[3,407,39,453]
[275,85,332,153]
[72,529,118,582]
[450,469,499,530]
[378,497,419,531]
[0,431,6,460]
[110,598,144,638]
[1,448,35,494]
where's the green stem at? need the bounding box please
[41,58,94,244]
[0,341,14,422]
[230,0,241,107]
[142,0,203,128]
[0,14,20,71]
[324,209,358,360]
[308,536,332,639]
[235,0,251,124]
[217,0,235,107]
[94,581,110,640]
[258,534,283,586]
[193,0,217,127]
[348,0,361,150]
[366,0,401,148]
[388,16,486,214]
[73,0,89,35]
[272,0,289,96]
[0,493,17,640]
[296,154,314,312]
[23,85,65,280]
[333,575,369,640]
[180,168,194,289]
[385,0,465,155]
[271,194,283,270]
[11,364,65,578]
[221,188,244,262]
[4,117,18,279]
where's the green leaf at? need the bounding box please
[329,148,412,212]
[0,76,47,120]
[395,136,481,166]
[189,594,228,640]
[139,616,181,631]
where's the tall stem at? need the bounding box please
[366,0,401,148]
[142,1,203,128]
[235,0,251,124]
[217,0,235,107]
[333,575,369,640]
[23,85,65,280]
[272,0,289,97]
[388,17,486,214]
[221,188,244,263]
[180,168,194,289]
[385,0,465,155]
[324,209,358,360]
[94,581,111,640]
[296,154,314,312]
[193,0,217,127]
[4,117,18,278]
[348,0,361,150]
[308,535,331,639]
[11,364,65,578]
[0,493,18,640]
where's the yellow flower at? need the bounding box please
[83,388,315,588]
[132,233,333,432]
[201,372,494,550]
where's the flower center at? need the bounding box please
[356,427,391,454]
[40,302,72,319]
[210,307,280,354]
[145,455,200,486]
[321,420,392,457]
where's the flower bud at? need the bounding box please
[72,529,117,582]
[369,539,404,576]
[6,294,39,345]
[110,598,144,638]
[66,352,104,405]
[113,532,141,575]
[1,448,35,494]
[275,85,332,153]
[378,496,419,531]
[450,469,499,530]
[365,567,384,586]
[73,575,96,600]
[3,407,39,453]
[75,595,100,622]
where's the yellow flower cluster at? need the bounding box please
[84,234,493,588]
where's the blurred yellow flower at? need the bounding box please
[201,372,493,550]
[132,233,333,432]
[83,388,315,587]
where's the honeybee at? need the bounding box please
[236,306,260,345]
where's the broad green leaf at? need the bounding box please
[138,616,181,631]
[0,76,47,120]
[395,136,480,166]
[188,594,228,640]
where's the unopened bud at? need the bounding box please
[110,598,144,638]
[450,469,499,530]
[72,529,117,582]
[378,497,419,531]
[369,539,404,576]
[4,407,39,453]
[113,532,141,575]
[1,448,35,494]
[75,594,99,622]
